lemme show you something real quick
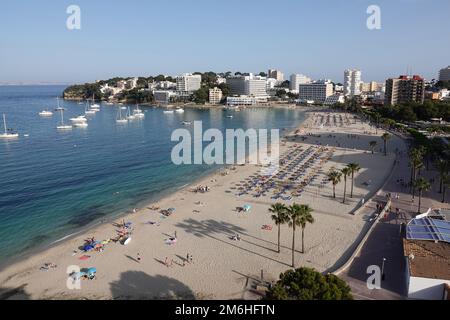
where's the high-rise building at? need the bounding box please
[384,75,425,106]
[439,66,450,81]
[298,80,334,103]
[209,87,223,104]
[226,74,267,97]
[289,74,311,92]
[344,69,362,97]
[268,69,284,82]
[176,73,202,92]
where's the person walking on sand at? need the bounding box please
[164,256,169,267]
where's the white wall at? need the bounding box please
[408,276,449,300]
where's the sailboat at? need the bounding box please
[85,101,97,115]
[126,107,136,120]
[133,105,145,119]
[0,114,19,139]
[54,97,64,111]
[90,94,100,110]
[116,107,127,123]
[57,109,72,130]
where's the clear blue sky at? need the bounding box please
[1,0,449,84]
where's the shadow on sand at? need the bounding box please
[110,271,195,300]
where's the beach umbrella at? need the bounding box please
[83,245,94,252]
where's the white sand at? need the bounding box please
[0,111,395,300]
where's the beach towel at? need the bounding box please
[79,255,91,261]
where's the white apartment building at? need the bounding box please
[266,78,278,90]
[298,80,334,103]
[344,69,362,97]
[226,74,268,98]
[290,74,311,92]
[216,77,227,85]
[268,69,284,82]
[176,73,202,92]
[439,66,450,81]
[209,87,223,105]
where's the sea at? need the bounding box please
[0,85,306,263]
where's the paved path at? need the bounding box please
[339,129,447,300]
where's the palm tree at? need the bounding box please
[409,148,424,196]
[413,177,431,214]
[369,141,377,155]
[286,204,315,267]
[341,167,351,204]
[327,170,342,199]
[269,203,288,253]
[436,159,448,194]
[347,163,361,198]
[298,205,314,254]
[381,133,391,156]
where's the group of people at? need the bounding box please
[194,185,210,193]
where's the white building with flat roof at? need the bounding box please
[209,87,223,105]
[290,74,311,92]
[344,69,362,97]
[176,73,202,92]
[298,80,334,103]
[226,74,268,98]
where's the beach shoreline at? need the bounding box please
[0,109,397,300]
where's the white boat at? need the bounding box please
[56,109,72,130]
[126,107,136,120]
[55,97,64,111]
[70,115,87,123]
[163,110,174,114]
[181,121,192,125]
[133,105,145,118]
[116,107,127,123]
[73,122,88,128]
[0,114,19,139]
[175,108,185,113]
[39,110,53,117]
[226,115,234,119]
[90,94,100,110]
[85,102,97,115]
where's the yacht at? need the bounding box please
[55,97,65,111]
[116,107,127,123]
[91,94,100,110]
[70,115,87,123]
[73,122,88,128]
[0,114,19,139]
[163,110,174,114]
[126,107,136,120]
[39,110,53,117]
[133,105,145,118]
[56,109,72,130]
[175,108,185,113]
[181,121,192,126]
[85,102,97,115]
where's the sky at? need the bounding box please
[0,0,449,84]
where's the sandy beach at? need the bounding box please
[0,110,396,300]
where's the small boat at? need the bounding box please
[133,105,145,118]
[57,109,72,130]
[0,114,19,139]
[85,102,97,115]
[163,110,174,114]
[126,107,136,120]
[39,110,53,117]
[90,94,100,110]
[181,121,192,125]
[70,115,87,123]
[175,108,185,113]
[116,107,127,123]
[54,97,64,111]
[73,122,88,128]
[226,115,234,119]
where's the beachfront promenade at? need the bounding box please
[0,110,401,300]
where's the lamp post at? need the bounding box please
[381,258,387,281]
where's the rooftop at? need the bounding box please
[403,239,450,280]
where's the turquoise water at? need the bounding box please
[0,85,306,262]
